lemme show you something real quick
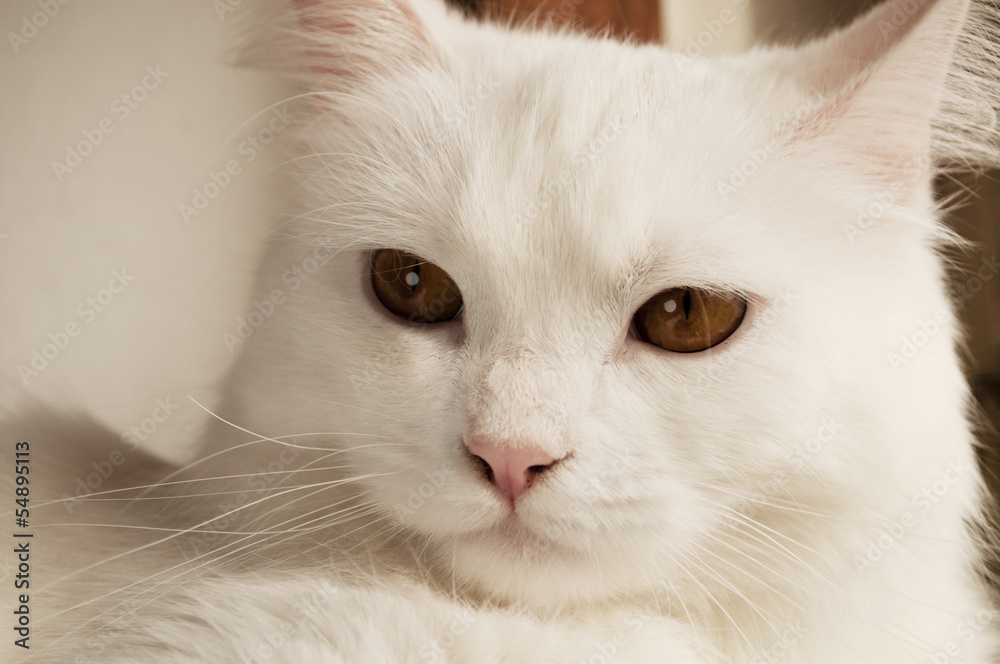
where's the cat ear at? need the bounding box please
[243,0,450,94]
[292,0,446,77]
[786,0,998,185]
[793,0,960,97]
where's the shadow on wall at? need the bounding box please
[752,0,879,39]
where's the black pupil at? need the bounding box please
[682,289,692,318]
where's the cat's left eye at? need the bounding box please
[632,287,747,353]
[370,249,464,323]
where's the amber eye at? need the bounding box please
[632,287,746,353]
[370,249,463,323]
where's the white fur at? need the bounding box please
[6,0,1000,661]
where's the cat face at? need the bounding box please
[226,0,991,608]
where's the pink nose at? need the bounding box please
[466,437,560,504]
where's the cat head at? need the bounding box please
[224,0,1000,609]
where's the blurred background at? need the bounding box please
[1,0,997,479]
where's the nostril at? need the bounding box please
[465,437,564,504]
[471,453,494,482]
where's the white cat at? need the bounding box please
[6,0,1000,661]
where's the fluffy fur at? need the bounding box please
[5,0,1000,661]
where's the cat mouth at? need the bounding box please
[465,514,571,558]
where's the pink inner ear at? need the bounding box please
[797,0,948,97]
[290,0,442,77]
[292,0,422,35]
[779,0,970,183]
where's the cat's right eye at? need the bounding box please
[370,249,464,323]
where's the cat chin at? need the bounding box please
[426,518,662,609]
[442,538,658,610]
[459,512,578,557]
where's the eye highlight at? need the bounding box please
[370,249,463,323]
[632,288,746,353]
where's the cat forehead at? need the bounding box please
[448,45,792,242]
[313,37,805,293]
